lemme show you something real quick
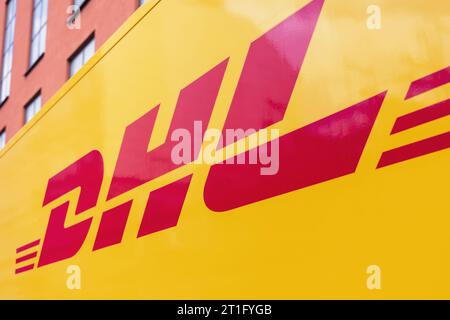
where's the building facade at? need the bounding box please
[0,0,146,148]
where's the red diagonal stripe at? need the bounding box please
[107,59,228,200]
[15,264,34,275]
[391,98,450,134]
[205,92,385,212]
[93,201,133,251]
[220,0,324,146]
[42,150,104,215]
[138,175,192,238]
[16,239,40,254]
[405,66,450,100]
[16,252,38,264]
[378,131,450,168]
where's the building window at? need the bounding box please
[1,0,17,103]
[69,37,95,78]
[24,94,42,124]
[74,0,88,8]
[29,0,48,67]
[0,128,5,149]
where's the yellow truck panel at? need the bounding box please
[0,0,449,299]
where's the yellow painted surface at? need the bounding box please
[0,0,449,299]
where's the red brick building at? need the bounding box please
[0,0,146,148]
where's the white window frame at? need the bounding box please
[1,0,17,103]
[74,0,88,8]
[0,128,6,149]
[29,0,48,67]
[69,37,95,78]
[24,94,42,124]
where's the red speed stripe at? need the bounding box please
[405,66,450,100]
[16,252,38,264]
[378,131,450,168]
[391,98,450,134]
[15,264,34,275]
[16,239,40,254]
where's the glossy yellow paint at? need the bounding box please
[0,0,449,299]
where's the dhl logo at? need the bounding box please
[15,0,450,275]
